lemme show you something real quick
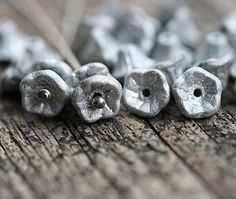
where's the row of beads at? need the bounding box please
[0,1,235,123]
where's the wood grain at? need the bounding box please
[0,0,236,199]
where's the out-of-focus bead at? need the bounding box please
[75,14,116,51]
[165,6,200,49]
[152,31,192,85]
[112,44,155,82]
[114,8,159,55]
[78,28,119,67]
[0,37,60,92]
[0,19,27,64]
[221,11,236,49]
[195,32,234,89]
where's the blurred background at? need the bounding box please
[0,0,236,47]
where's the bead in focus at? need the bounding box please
[123,69,170,117]
[71,75,122,123]
[172,67,222,119]
[20,70,70,117]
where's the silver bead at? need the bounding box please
[156,55,186,86]
[221,12,236,49]
[151,31,192,85]
[71,75,122,123]
[196,32,234,60]
[114,8,159,55]
[20,70,70,117]
[195,32,234,89]
[229,59,236,79]
[75,14,116,51]
[152,31,193,62]
[198,56,233,90]
[172,67,222,119]
[0,66,21,92]
[67,62,110,88]
[123,69,170,117]
[157,0,185,25]
[112,44,155,82]
[0,37,60,93]
[79,28,119,66]
[165,6,200,49]
[31,58,72,81]
[23,37,60,64]
[221,13,236,80]
[0,19,27,64]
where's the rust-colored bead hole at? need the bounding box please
[38,89,51,102]
[92,93,106,109]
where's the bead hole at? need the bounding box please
[194,89,202,97]
[93,92,103,98]
[142,89,151,97]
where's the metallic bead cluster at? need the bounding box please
[0,19,122,123]
[1,1,236,123]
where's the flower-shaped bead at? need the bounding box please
[157,0,185,25]
[79,28,119,66]
[31,58,72,81]
[195,32,234,89]
[123,69,170,117]
[195,32,234,61]
[198,56,233,90]
[114,8,159,55]
[0,38,60,93]
[68,62,110,88]
[75,14,116,51]
[20,70,70,117]
[112,44,155,82]
[165,6,200,48]
[71,75,122,123]
[21,37,60,72]
[155,55,186,86]
[221,11,236,48]
[172,67,222,119]
[151,31,192,70]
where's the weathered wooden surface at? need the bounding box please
[0,0,236,199]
